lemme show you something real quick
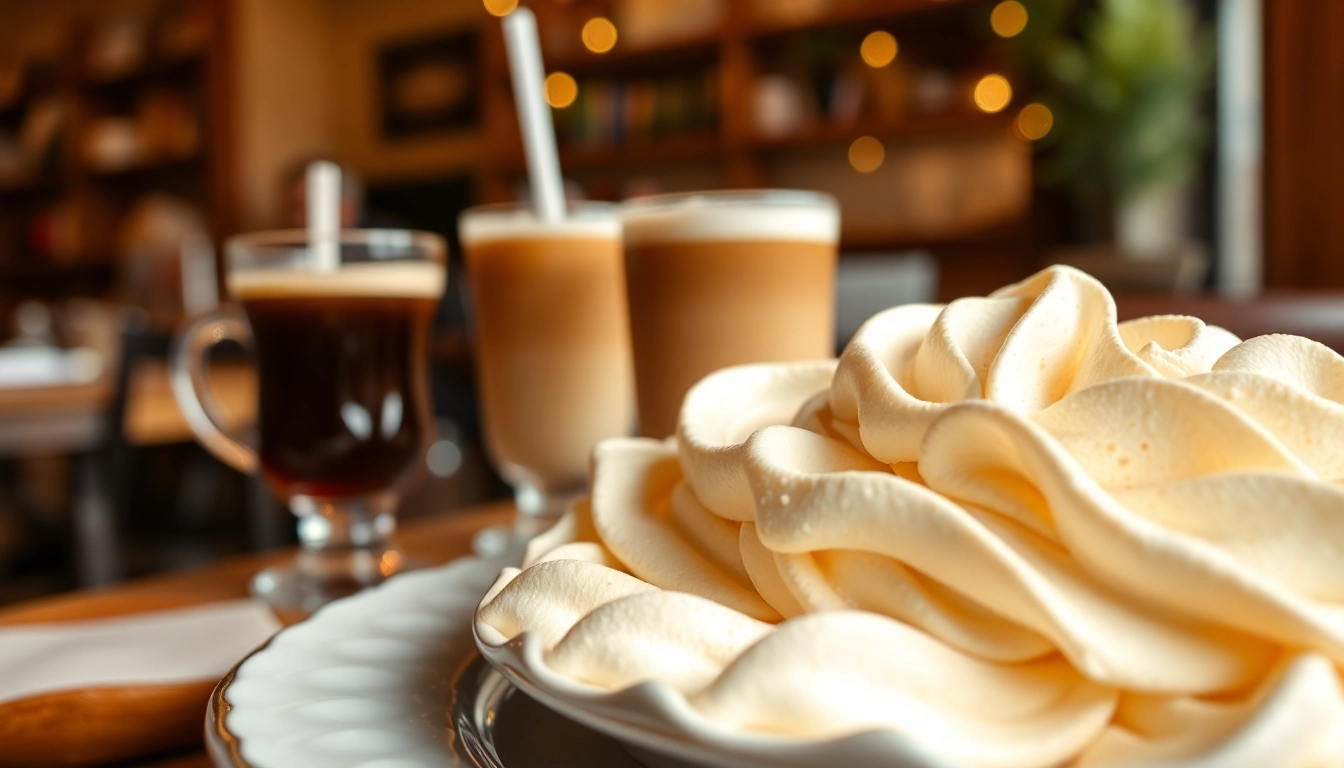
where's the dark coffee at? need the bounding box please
[236,277,438,499]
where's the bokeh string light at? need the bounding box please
[848,136,885,173]
[582,17,618,53]
[1016,103,1053,140]
[973,74,1013,113]
[990,1,1029,38]
[483,0,518,17]
[860,31,898,68]
[544,72,578,108]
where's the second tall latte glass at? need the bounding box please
[460,202,635,553]
[621,190,840,438]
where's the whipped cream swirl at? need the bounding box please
[476,266,1344,768]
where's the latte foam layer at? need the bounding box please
[459,208,620,244]
[621,193,839,246]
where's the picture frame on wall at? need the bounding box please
[377,29,480,140]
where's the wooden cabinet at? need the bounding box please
[1264,0,1344,288]
[0,0,233,329]
[478,0,1037,262]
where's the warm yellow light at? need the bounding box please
[545,72,578,108]
[973,74,1013,113]
[582,17,618,53]
[860,31,898,68]
[483,0,518,17]
[990,1,1028,38]
[1016,102,1053,140]
[848,136,885,173]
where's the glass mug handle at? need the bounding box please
[170,305,259,474]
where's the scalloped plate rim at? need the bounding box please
[207,556,508,768]
[474,623,953,768]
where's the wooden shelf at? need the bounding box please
[85,152,202,180]
[0,176,64,198]
[746,0,984,39]
[562,133,723,170]
[510,114,1010,173]
[81,52,205,94]
[749,112,1013,150]
[0,261,117,281]
[546,32,721,75]
[499,133,724,174]
[0,83,66,121]
[842,218,1028,251]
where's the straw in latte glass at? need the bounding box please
[504,8,566,225]
[467,6,618,559]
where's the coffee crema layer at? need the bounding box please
[477,265,1344,768]
[228,261,445,300]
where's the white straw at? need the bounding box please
[307,160,342,272]
[502,8,566,223]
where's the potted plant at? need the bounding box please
[1027,0,1214,260]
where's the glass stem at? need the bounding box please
[513,480,582,523]
[289,493,399,586]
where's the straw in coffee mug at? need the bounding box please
[307,160,342,271]
[501,7,566,223]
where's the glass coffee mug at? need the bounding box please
[172,229,446,611]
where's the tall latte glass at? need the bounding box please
[172,230,445,611]
[621,190,839,437]
[460,202,635,554]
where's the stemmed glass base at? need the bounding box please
[251,545,410,615]
[251,493,409,614]
[472,480,580,561]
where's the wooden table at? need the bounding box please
[0,501,513,768]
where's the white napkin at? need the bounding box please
[0,346,102,389]
[0,599,281,704]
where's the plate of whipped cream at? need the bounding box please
[476,265,1344,768]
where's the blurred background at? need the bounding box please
[0,0,1339,605]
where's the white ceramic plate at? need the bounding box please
[477,630,949,768]
[208,556,659,768]
[210,554,946,768]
